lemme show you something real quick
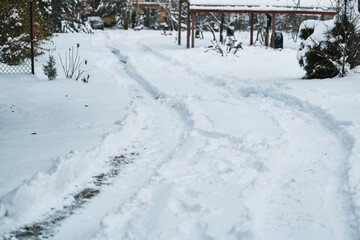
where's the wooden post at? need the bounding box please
[186,2,190,48]
[178,0,182,45]
[136,0,139,26]
[191,11,195,48]
[220,13,224,43]
[265,28,269,47]
[250,13,254,45]
[321,14,325,20]
[124,10,129,30]
[30,0,34,74]
[271,13,276,48]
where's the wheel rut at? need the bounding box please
[3,151,138,240]
[120,41,359,239]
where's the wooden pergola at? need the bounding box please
[178,0,338,48]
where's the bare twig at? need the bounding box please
[59,44,90,80]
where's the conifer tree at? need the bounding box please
[0,0,30,65]
[0,0,51,65]
[51,0,90,33]
[43,54,57,80]
[298,0,360,79]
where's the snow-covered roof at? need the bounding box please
[188,0,337,13]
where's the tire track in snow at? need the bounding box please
[109,46,194,161]
[237,89,359,239]
[0,97,150,239]
[3,151,137,240]
[15,40,194,239]
[88,46,196,239]
[102,43,275,239]
[203,84,359,238]
[132,42,360,239]
[110,47,194,129]
[1,41,194,240]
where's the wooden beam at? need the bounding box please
[265,14,269,47]
[271,13,276,48]
[250,13,254,45]
[192,9,337,15]
[191,11,195,48]
[178,0,182,45]
[187,2,190,48]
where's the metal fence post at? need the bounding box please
[30,0,35,74]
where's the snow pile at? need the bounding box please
[0,132,122,233]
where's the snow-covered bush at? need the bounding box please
[61,21,93,34]
[297,0,360,79]
[297,20,340,79]
[43,54,57,80]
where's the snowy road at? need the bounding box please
[1,31,360,239]
[101,32,357,239]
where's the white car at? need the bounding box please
[88,16,104,30]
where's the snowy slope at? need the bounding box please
[1,30,360,240]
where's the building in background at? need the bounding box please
[132,0,169,29]
[79,0,173,29]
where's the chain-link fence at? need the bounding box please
[0,60,32,74]
[0,0,34,74]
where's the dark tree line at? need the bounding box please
[0,0,50,65]
[0,0,91,65]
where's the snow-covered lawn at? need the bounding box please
[1,30,360,240]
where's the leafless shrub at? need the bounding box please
[206,38,242,56]
[59,44,90,81]
[226,38,243,54]
[206,40,224,56]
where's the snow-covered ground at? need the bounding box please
[1,30,360,240]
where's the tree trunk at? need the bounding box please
[124,10,129,30]
[220,13,224,43]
